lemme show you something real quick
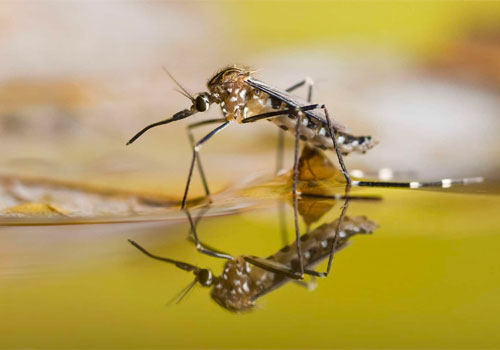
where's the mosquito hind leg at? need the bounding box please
[182,121,230,209]
[323,107,352,186]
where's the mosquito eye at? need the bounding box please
[198,269,213,286]
[195,95,209,112]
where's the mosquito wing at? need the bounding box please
[245,77,348,132]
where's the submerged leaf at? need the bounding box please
[3,202,66,216]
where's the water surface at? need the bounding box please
[1,186,499,348]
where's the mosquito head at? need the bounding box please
[196,268,214,287]
[191,92,212,113]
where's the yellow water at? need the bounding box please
[1,187,499,348]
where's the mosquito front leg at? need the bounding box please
[182,121,231,209]
[185,205,234,259]
[186,118,226,202]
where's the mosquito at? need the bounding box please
[128,199,378,312]
[127,65,483,277]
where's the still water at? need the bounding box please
[1,181,499,348]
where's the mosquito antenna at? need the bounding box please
[165,278,198,306]
[174,88,194,101]
[176,278,198,304]
[162,66,194,102]
[128,239,199,273]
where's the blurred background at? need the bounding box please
[1,1,499,200]
[1,2,500,349]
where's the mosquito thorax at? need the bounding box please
[207,66,251,101]
[197,268,214,287]
[207,65,250,89]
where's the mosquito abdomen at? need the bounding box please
[269,216,378,268]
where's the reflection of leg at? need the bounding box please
[277,198,315,286]
[186,118,226,201]
[181,121,230,209]
[183,208,233,260]
[317,196,350,277]
[275,78,315,174]
[292,112,305,278]
[244,195,376,280]
[186,205,209,242]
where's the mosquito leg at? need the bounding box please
[293,112,305,278]
[186,118,226,201]
[323,107,352,186]
[181,121,231,209]
[274,78,315,174]
[244,104,350,188]
[183,208,233,260]
[285,77,314,101]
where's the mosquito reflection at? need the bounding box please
[129,193,378,312]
